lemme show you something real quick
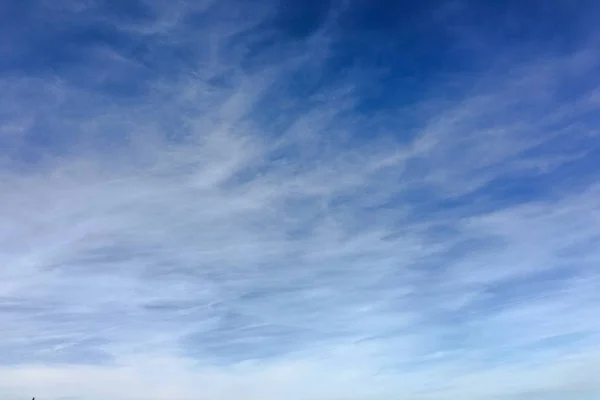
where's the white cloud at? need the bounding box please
[1,1,600,399]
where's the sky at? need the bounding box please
[1,0,600,399]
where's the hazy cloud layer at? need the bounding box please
[1,1,600,399]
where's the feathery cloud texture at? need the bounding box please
[1,1,600,399]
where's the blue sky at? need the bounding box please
[1,0,600,399]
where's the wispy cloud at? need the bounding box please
[1,1,600,399]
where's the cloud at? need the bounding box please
[1,1,600,399]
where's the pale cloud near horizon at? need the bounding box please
[1,1,600,399]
